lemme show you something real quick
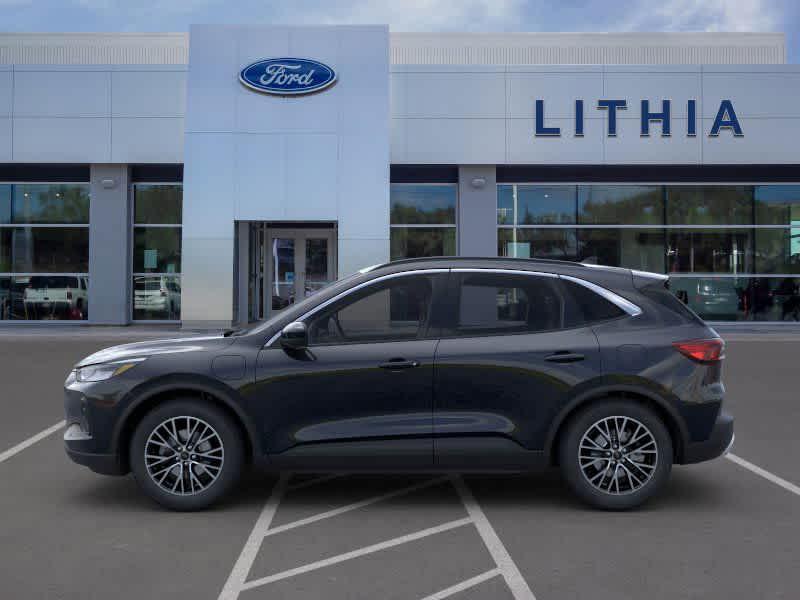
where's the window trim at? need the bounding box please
[267,266,641,346]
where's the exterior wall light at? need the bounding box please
[470,177,487,189]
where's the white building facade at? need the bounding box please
[0,28,798,326]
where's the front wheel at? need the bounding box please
[130,399,244,511]
[558,400,673,510]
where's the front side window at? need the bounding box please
[452,273,563,336]
[132,184,182,321]
[308,275,435,345]
[390,184,456,260]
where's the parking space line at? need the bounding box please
[286,472,347,492]
[263,476,451,539]
[726,453,800,497]
[452,476,537,600]
[419,568,501,600]
[240,517,473,592]
[0,420,65,465]
[218,473,290,600]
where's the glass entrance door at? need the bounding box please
[266,228,337,317]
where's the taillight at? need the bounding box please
[67,290,73,300]
[673,339,725,363]
[160,289,167,297]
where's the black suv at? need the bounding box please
[64,258,733,510]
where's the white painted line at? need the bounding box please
[452,476,537,600]
[286,472,347,492]
[0,420,65,465]
[726,453,800,497]
[217,473,289,600]
[241,517,473,591]
[263,476,450,539]
[419,568,501,600]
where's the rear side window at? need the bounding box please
[453,273,563,336]
[559,279,625,326]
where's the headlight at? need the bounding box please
[75,358,147,382]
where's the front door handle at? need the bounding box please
[379,358,420,370]
[545,351,585,363]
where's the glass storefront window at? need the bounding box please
[668,277,748,321]
[755,228,800,274]
[667,229,753,274]
[0,183,89,321]
[669,276,800,322]
[578,229,665,272]
[391,184,457,260]
[391,227,456,260]
[578,186,663,225]
[132,184,182,320]
[0,275,89,321]
[498,185,575,225]
[1,184,89,224]
[133,227,181,273]
[133,275,181,320]
[496,183,800,321]
[498,228,577,260]
[666,186,752,225]
[391,184,456,225]
[133,185,182,225]
[1,228,90,273]
[755,185,800,225]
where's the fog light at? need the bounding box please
[80,397,90,434]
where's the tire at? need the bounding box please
[130,398,244,511]
[558,400,673,510]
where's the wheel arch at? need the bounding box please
[112,375,260,474]
[545,384,689,465]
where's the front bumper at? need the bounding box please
[680,410,734,464]
[64,424,127,475]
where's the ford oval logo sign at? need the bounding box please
[239,58,337,96]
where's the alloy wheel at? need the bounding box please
[144,416,225,496]
[578,416,658,495]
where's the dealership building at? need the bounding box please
[0,27,799,327]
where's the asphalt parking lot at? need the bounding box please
[1,328,800,599]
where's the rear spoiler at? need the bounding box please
[580,261,669,289]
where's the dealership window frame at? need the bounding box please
[0,181,91,323]
[390,182,458,260]
[497,181,800,323]
[130,182,183,323]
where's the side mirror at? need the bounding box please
[280,321,308,351]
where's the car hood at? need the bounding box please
[75,335,234,367]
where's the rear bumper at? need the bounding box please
[680,410,734,464]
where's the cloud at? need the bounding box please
[621,0,780,32]
[277,0,525,31]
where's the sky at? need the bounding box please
[0,0,797,62]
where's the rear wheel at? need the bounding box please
[130,399,244,511]
[558,400,673,510]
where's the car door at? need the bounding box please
[433,269,603,469]
[253,270,448,469]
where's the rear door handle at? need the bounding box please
[379,358,420,370]
[545,352,585,363]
